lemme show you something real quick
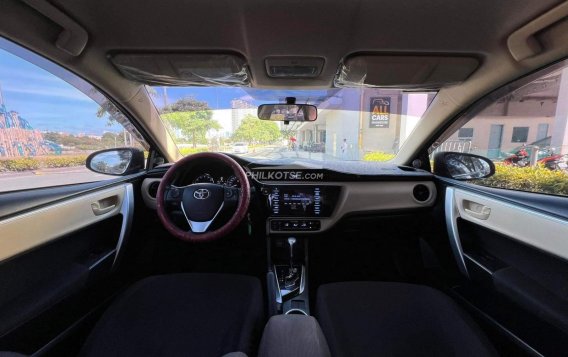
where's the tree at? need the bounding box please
[95,87,157,146]
[161,111,219,147]
[280,121,303,140]
[161,96,209,113]
[232,115,281,144]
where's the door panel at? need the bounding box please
[0,182,135,354]
[443,182,568,355]
[451,188,568,262]
[0,184,133,262]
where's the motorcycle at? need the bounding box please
[503,148,529,167]
[538,153,565,170]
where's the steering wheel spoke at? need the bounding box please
[223,187,240,205]
[164,185,184,208]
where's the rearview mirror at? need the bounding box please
[258,104,317,122]
[86,148,145,176]
[433,152,495,180]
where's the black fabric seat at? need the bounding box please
[315,282,497,357]
[80,274,264,357]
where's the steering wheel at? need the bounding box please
[156,152,250,242]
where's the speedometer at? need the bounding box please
[226,175,241,188]
[193,173,214,184]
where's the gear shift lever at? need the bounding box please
[287,237,296,261]
[284,237,299,290]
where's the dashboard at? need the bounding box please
[141,156,438,235]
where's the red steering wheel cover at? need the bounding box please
[156,152,251,242]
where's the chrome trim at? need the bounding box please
[181,202,224,233]
[274,264,304,303]
[445,187,469,277]
[274,264,283,304]
[193,188,210,200]
[285,308,308,316]
[91,249,116,270]
[463,253,494,276]
[113,183,134,268]
[299,265,306,295]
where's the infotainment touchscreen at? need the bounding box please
[267,186,339,217]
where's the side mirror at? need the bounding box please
[86,148,145,176]
[433,152,495,180]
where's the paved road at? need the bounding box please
[0,167,113,192]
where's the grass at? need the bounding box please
[476,164,568,196]
[362,151,396,162]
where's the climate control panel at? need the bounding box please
[270,219,321,232]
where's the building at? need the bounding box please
[294,89,434,159]
[294,68,568,160]
[0,82,61,157]
[231,99,257,132]
[443,69,568,158]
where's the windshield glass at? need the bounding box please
[149,87,436,167]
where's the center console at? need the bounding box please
[264,185,340,315]
[269,236,310,315]
[263,185,340,233]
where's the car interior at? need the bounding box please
[1,0,568,356]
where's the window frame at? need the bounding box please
[511,126,529,143]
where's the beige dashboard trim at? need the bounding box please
[0,185,128,262]
[268,181,437,234]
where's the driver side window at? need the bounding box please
[0,38,148,192]
[434,61,568,197]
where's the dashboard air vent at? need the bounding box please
[413,184,430,202]
[148,181,160,198]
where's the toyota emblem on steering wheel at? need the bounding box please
[193,188,210,200]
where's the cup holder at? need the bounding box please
[285,308,308,316]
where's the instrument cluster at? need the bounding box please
[192,173,241,188]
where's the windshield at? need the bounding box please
[149,87,436,167]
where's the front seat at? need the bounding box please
[80,274,264,357]
[315,282,497,357]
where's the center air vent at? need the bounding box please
[148,181,160,198]
[413,184,431,202]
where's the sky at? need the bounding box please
[0,49,128,135]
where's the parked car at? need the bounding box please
[232,142,249,154]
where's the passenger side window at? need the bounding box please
[0,38,148,192]
[433,61,568,197]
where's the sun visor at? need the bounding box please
[109,53,250,86]
[334,54,480,89]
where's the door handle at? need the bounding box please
[91,195,119,216]
[462,200,491,220]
